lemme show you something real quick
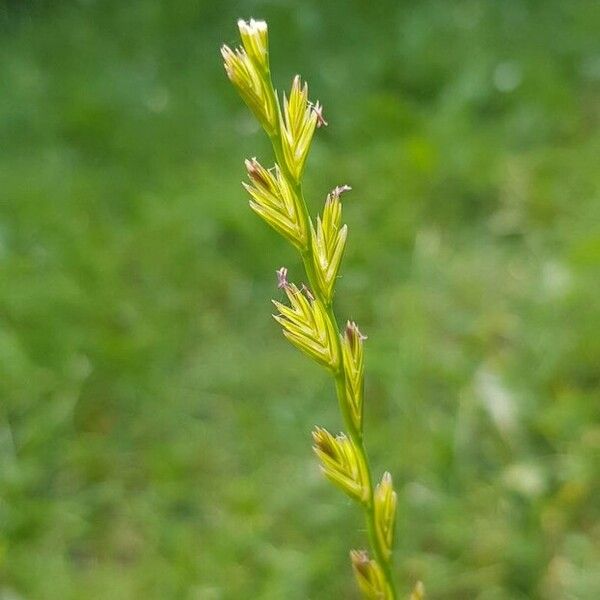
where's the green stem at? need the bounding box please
[265,79,397,599]
[327,303,397,600]
[307,259,397,597]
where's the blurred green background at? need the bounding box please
[1,1,599,598]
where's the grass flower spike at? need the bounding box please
[311,186,349,304]
[374,472,398,562]
[351,550,394,600]
[237,18,269,72]
[222,19,412,598]
[243,158,308,250]
[280,76,319,182]
[221,20,276,134]
[272,283,339,371]
[342,320,366,432]
[312,427,370,503]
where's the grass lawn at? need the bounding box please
[1,1,599,598]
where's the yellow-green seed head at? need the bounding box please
[237,19,269,72]
[312,427,370,503]
[272,283,339,371]
[341,320,366,431]
[221,43,276,135]
[374,471,397,562]
[311,185,350,303]
[350,550,393,600]
[243,158,308,250]
[280,75,319,182]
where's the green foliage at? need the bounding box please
[1,1,599,598]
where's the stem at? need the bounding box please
[265,78,397,598]
[326,296,397,600]
[304,252,397,597]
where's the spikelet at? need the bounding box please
[311,186,350,303]
[350,550,393,600]
[237,19,269,72]
[312,427,369,503]
[272,283,339,371]
[243,158,308,250]
[374,472,397,562]
[280,76,319,182]
[341,320,366,431]
[409,581,425,600]
[221,31,276,135]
